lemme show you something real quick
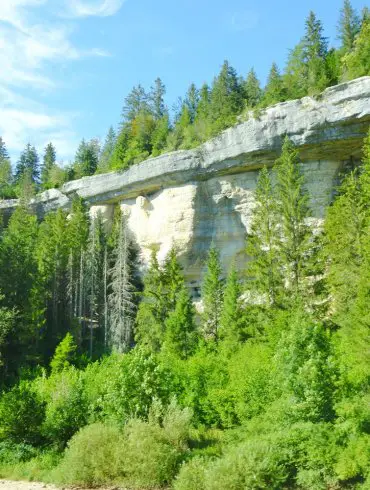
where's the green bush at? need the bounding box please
[0,442,38,465]
[51,423,123,486]
[36,366,87,447]
[173,457,207,490]
[202,439,290,490]
[122,401,192,487]
[83,347,174,425]
[0,382,45,445]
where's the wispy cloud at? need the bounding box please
[229,10,259,32]
[0,0,125,160]
[64,0,126,18]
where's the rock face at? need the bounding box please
[2,77,370,291]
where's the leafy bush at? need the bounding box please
[36,366,87,447]
[173,456,207,490]
[0,442,38,465]
[83,347,174,425]
[0,382,45,445]
[121,401,192,487]
[51,423,123,486]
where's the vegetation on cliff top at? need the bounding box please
[0,1,370,200]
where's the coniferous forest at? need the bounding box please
[0,1,370,489]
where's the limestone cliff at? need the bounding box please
[1,77,370,291]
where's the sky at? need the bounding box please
[0,0,366,165]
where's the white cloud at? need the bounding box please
[65,0,125,18]
[0,0,124,161]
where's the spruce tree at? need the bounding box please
[262,63,286,106]
[108,212,136,352]
[219,263,244,345]
[162,246,185,311]
[201,246,224,342]
[74,139,99,177]
[338,0,360,52]
[209,60,244,133]
[122,84,149,123]
[302,11,329,94]
[0,138,12,199]
[98,127,116,173]
[164,286,197,359]
[275,136,312,301]
[184,83,199,123]
[15,143,39,185]
[41,143,56,189]
[246,167,282,306]
[244,68,262,108]
[135,249,165,351]
[151,114,170,156]
[150,77,167,120]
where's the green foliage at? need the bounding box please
[201,246,224,342]
[52,423,123,486]
[219,263,244,345]
[338,0,361,52]
[0,382,45,445]
[342,17,370,79]
[50,333,77,373]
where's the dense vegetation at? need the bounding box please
[0,1,370,199]
[0,124,369,488]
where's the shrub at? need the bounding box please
[51,423,123,486]
[83,347,174,425]
[36,366,87,447]
[173,457,207,490]
[0,442,38,465]
[0,382,45,445]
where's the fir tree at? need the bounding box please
[151,114,170,156]
[184,83,199,123]
[162,246,185,311]
[41,143,56,189]
[164,286,197,359]
[135,249,165,351]
[0,138,13,199]
[262,63,286,106]
[209,60,244,133]
[244,68,262,108]
[98,127,116,173]
[15,143,39,185]
[74,139,99,177]
[50,333,77,373]
[150,77,167,120]
[338,0,360,52]
[122,85,149,123]
[275,136,312,300]
[201,246,224,342]
[219,263,244,345]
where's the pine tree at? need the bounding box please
[244,68,262,108]
[201,246,224,342]
[338,0,360,52]
[262,63,286,106]
[219,263,244,345]
[15,143,39,185]
[275,136,312,301]
[108,212,136,352]
[98,127,116,173]
[41,143,56,189]
[164,286,197,359]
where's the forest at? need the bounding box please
[0,0,369,489]
[0,0,370,199]
[0,128,368,487]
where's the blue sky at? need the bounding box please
[0,0,366,164]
